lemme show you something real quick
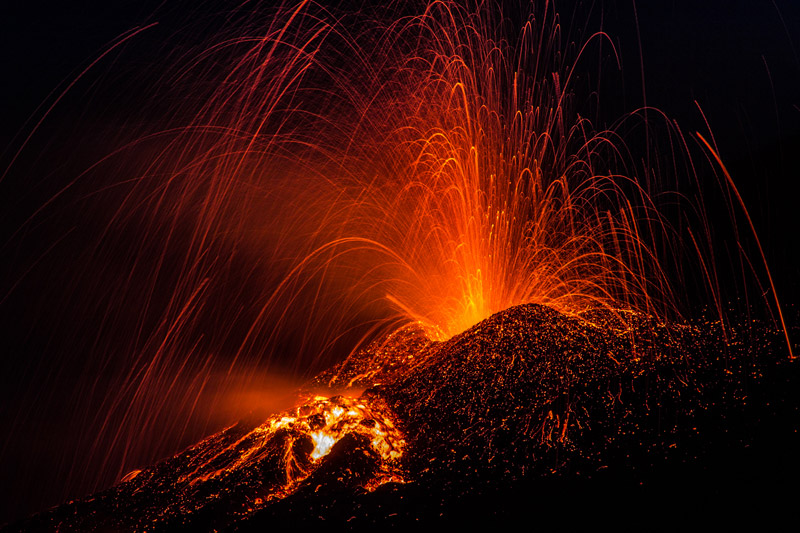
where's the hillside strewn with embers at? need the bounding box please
[6,304,797,531]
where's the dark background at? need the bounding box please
[1,0,798,525]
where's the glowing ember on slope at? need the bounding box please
[176,393,406,502]
[271,395,405,465]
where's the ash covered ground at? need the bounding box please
[5,304,798,530]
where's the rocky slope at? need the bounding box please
[5,304,797,530]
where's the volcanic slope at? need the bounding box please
[5,304,798,530]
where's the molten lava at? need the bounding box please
[171,393,406,505]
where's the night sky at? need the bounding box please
[2,0,798,524]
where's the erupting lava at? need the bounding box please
[259,0,677,340]
[0,0,795,528]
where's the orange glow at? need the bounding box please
[178,394,405,502]
[245,1,678,346]
[8,1,788,509]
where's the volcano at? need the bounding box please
[4,304,798,530]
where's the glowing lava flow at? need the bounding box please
[176,394,405,502]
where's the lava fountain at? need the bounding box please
[0,0,793,526]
